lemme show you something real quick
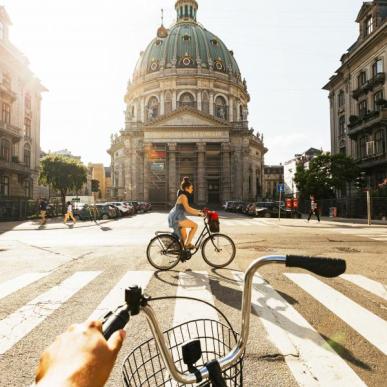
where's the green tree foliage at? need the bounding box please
[294,153,360,199]
[39,155,87,211]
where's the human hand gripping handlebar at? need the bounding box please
[102,255,346,385]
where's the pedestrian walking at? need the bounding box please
[307,196,320,222]
[64,201,77,225]
[39,198,47,225]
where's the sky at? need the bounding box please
[1,0,364,166]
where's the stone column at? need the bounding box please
[221,143,231,202]
[140,97,145,122]
[197,90,202,111]
[242,147,250,201]
[160,92,165,115]
[233,145,242,200]
[143,144,152,201]
[251,165,257,201]
[209,92,214,115]
[172,90,177,110]
[229,97,234,122]
[168,143,177,205]
[136,148,144,200]
[197,143,206,205]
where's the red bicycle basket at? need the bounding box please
[207,211,220,233]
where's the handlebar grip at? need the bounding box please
[286,255,346,278]
[102,305,130,340]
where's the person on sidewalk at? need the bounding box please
[307,196,320,222]
[64,201,77,225]
[39,198,47,226]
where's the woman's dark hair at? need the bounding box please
[67,201,71,205]
[180,176,192,191]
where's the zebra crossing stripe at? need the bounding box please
[0,273,49,302]
[174,271,218,324]
[0,271,101,355]
[341,274,387,301]
[88,271,153,321]
[165,272,219,387]
[234,273,366,386]
[286,274,387,355]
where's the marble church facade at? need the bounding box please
[108,0,266,205]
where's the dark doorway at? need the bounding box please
[208,179,220,204]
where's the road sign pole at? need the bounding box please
[367,190,371,226]
[278,189,282,221]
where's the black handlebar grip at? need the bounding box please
[286,255,346,278]
[102,305,130,340]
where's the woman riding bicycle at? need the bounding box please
[168,177,203,250]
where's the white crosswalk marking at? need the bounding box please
[234,273,366,386]
[0,271,101,355]
[88,271,153,321]
[0,273,49,301]
[341,274,387,301]
[286,273,387,355]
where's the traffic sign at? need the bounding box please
[277,183,285,193]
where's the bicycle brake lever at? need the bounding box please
[102,304,130,340]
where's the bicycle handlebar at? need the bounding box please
[102,255,346,384]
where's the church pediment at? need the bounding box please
[144,106,230,128]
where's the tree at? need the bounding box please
[91,179,100,193]
[294,153,360,199]
[39,154,87,211]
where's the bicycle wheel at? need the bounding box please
[202,234,236,268]
[146,234,182,270]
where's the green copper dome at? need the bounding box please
[133,18,241,79]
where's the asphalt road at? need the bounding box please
[0,211,386,386]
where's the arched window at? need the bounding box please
[178,92,195,108]
[202,92,209,114]
[239,105,243,121]
[146,97,159,121]
[214,96,227,120]
[164,91,172,114]
[24,143,31,168]
[0,139,11,161]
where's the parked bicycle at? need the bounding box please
[146,209,236,270]
[102,254,346,386]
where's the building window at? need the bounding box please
[178,92,195,108]
[0,22,4,40]
[358,136,368,159]
[358,71,367,87]
[366,16,374,35]
[24,118,32,138]
[0,139,11,161]
[23,179,32,198]
[214,96,227,120]
[375,130,385,154]
[338,90,345,108]
[339,115,346,137]
[358,100,368,117]
[2,103,11,124]
[146,97,159,121]
[374,90,384,111]
[339,147,346,155]
[2,73,11,89]
[372,59,383,76]
[164,91,172,114]
[0,176,9,196]
[24,144,31,168]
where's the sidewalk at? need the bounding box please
[319,216,387,226]
[0,217,114,233]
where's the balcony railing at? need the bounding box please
[348,108,387,136]
[0,158,31,174]
[352,72,385,100]
[232,121,249,130]
[0,121,22,140]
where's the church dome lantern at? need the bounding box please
[175,0,198,22]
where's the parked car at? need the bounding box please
[73,204,100,221]
[106,202,131,216]
[224,201,244,212]
[138,201,152,212]
[255,202,302,219]
[122,202,136,215]
[95,204,118,220]
[126,201,140,213]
